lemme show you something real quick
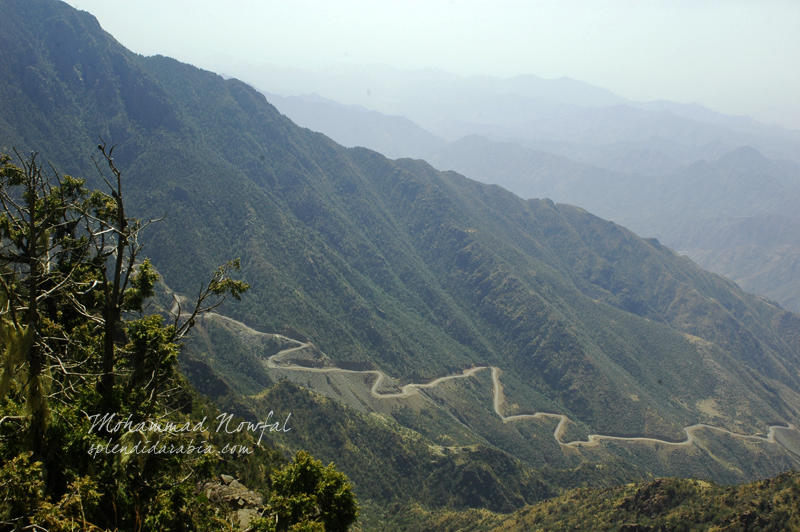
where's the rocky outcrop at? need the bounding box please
[196,474,266,529]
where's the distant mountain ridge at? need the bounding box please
[249,63,800,178]
[262,91,445,159]
[244,64,776,129]
[247,63,800,171]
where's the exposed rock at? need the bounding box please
[196,475,265,528]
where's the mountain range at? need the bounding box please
[261,91,445,160]
[245,63,800,171]
[259,81,800,315]
[422,137,800,314]
[2,0,800,528]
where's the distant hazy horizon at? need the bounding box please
[65,0,800,130]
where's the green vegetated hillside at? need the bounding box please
[264,85,800,314]
[181,311,800,526]
[397,470,800,532]
[3,0,800,527]
[424,135,800,313]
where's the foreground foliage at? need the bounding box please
[0,151,357,530]
[250,451,358,532]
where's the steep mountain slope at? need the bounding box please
[3,0,800,522]
[262,92,800,312]
[256,95,800,314]
[424,136,800,312]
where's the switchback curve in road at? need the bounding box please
[204,313,800,454]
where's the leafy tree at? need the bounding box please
[0,147,249,529]
[0,147,360,531]
[252,451,359,532]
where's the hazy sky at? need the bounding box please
[65,0,800,129]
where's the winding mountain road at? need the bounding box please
[489,367,795,448]
[202,313,800,453]
[266,337,486,398]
